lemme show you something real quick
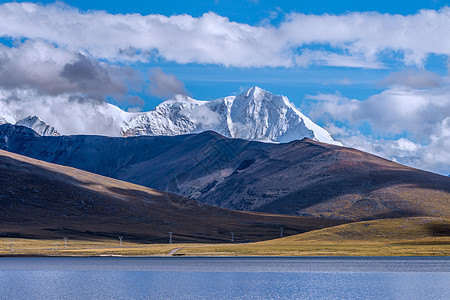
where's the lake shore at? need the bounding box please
[1,237,449,257]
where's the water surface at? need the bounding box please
[0,257,449,299]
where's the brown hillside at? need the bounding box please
[0,149,345,243]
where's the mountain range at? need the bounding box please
[0,87,341,145]
[1,149,345,242]
[1,123,449,221]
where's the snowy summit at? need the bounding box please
[15,116,60,137]
[122,87,341,145]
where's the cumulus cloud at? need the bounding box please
[149,67,188,98]
[328,125,450,175]
[60,54,129,99]
[306,85,450,141]
[306,80,450,175]
[2,3,450,67]
[0,39,133,100]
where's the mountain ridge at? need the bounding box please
[1,123,448,221]
[0,148,344,242]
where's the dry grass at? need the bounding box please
[177,217,450,256]
[0,238,198,256]
[2,218,449,257]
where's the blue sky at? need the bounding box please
[32,0,450,108]
[36,1,447,20]
[0,1,449,174]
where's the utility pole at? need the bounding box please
[231,232,234,243]
[64,237,68,248]
[119,236,123,246]
[280,226,284,237]
[169,232,173,244]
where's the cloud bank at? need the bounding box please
[0,39,133,100]
[0,89,129,136]
[304,73,450,175]
[1,3,450,67]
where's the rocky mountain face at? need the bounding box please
[1,124,449,221]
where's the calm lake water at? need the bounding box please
[0,257,449,299]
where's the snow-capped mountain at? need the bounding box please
[15,116,60,136]
[0,87,340,144]
[122,87,341,145]
[0,116,6,125]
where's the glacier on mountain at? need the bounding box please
[122,87,341,145]
[15,116,61,136]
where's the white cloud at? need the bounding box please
[0,89,128,136]
[333,127,450,175]
[423,117,450,169]
[306,84,450,142]
[1,3,450,67]
[308,79,450,175]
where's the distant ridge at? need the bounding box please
[1,123,448,221]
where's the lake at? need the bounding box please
[0,257,449,299]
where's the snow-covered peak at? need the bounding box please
[122,87,342,145]
[0,87,341,145]
[244,86,263,97]
[0,116,7,125]
[15,115,60,137]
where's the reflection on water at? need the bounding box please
[0,257,449,300]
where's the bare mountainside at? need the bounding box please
[1,124,449,221]
[0,149,345,242]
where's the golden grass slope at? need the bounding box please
[176,217,450,256]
